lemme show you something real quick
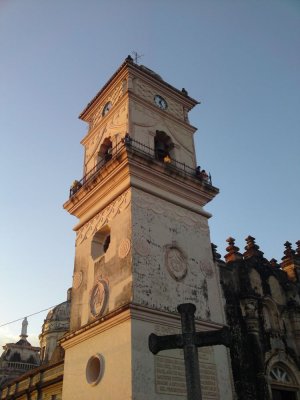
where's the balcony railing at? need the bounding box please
[69,137,213,198]
[1,361,38,371]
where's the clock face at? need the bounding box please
[154,95,168,110]
[102,101,112,116]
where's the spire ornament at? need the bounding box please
[243,235,264,260]
[224,237,243,263]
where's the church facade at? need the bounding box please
[0,57,299,399]
[215,238,300,400]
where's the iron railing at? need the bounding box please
[69,137,213,198]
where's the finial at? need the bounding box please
[211,243,221,262]
[224,237,243,263]
[243,235,264,259]
[20,317,28,339]
[281,241,297,282]
[295,241,300,256]
[282,241,296,260]
[270,258,280,269]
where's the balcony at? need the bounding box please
[69,137,215,198]
[1,361,38,371]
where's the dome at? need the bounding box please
[39,290,71,365]
[45,300,70,323]
[41,300,70,336]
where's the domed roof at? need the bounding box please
[40,296,71,338]
[45,300,70,322]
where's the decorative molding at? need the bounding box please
[76,189,131,245]
[118,238,131,259]
[133,189,208,233]
[85,103,128,167]
[89,82,123,128]
[61,304,224,350]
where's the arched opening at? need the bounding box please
[98,138,113,165]
[154,131,174,161]
[269,364,298,399]
[91,226,111,260]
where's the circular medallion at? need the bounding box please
[73,271,83,290]
[135,237,150,257]
[118,238,131,259]
[90,279,109,318]
[199,261,213,279]
[165,246,187,281]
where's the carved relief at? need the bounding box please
[85,103,128,168]
[199,260,214,279]
[249,269,263,296]
[76,190,131,245]
[134,237,151,257]
[72,271,83,290]
[118,238,131,259]
[165,244,187,281]
[133,189,208,233]
[269,276,285,304]
[85,126,107,164]
[89,82,124,128]
[90,279,109,318]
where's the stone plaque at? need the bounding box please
[155,350,218,399]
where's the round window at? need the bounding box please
[86,354,105,386]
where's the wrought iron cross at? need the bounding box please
[132,50,143,64]
[149,303,231,400]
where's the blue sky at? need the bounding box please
[0,0,299,346]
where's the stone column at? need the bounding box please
[244,299,270,400]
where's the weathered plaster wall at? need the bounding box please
[70,190,132,331]
[131,188,224,324]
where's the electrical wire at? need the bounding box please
[0,305,57,328]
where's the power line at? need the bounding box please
[0,305,57,328]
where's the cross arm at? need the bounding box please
[149,333,183,355]
[195,326,231,348]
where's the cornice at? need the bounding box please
[64,149,218,229]
[60,303,225,350]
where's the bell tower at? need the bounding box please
[61,56,233,400]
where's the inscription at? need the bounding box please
[155,354,218,399]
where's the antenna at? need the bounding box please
[132,51,144,64]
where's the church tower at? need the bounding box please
[61,56,233,399]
